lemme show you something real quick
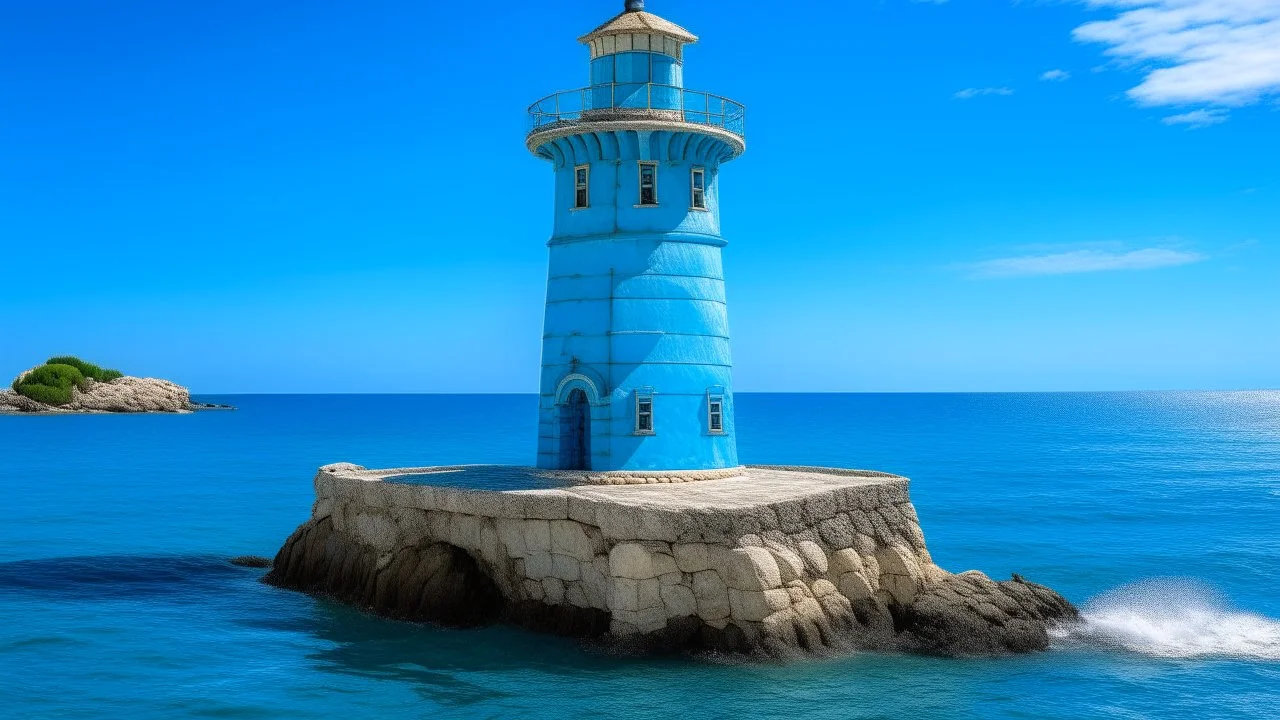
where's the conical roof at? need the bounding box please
[577,9,697,45]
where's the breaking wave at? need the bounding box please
[1052,579,1280,661]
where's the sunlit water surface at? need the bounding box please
[2,393,1279,718]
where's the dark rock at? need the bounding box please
[264,518,505,628]
[229,555,272,568]
[892,573,1079,656]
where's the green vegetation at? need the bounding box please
[46,356,123,383]
[11,356,124,406]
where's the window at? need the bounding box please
[635,390,655,434]
[574,165,589,209]
[690,167,706,210]
[638,162,658,206]
[708,394,724,434]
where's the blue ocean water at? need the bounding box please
[2,392,1279,719]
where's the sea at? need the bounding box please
[2,392,1279,719]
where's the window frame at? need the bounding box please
[707,393,725,434]
[573,164,590,209]
[690,167,706,210]
[634,390,655,435]
[637,161,658,207]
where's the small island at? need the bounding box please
[0,356,229,414]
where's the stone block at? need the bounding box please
[810,579,839,598]
[876,545,922,605]
[837,572,873,601]
[522,492,569,520]
[542,577,566,604]
[660,584,697,618]
[609,543,667,580]
[659,571,683,586]
[765,546,805,583]
[566,583,589,608]
[729,588,791,622]
[610,577,662,612]
[692,570,731,620]
[613,607,667,634]
[849,512,876,540]
[580,561,608,608]
[477,521,505,566]
[796,540,828,574]
[724,547,782,591]
[550,520,594,562]
[817,515,856,549]
[524,520,552,554]
[551,554,581,581]
[828,548,865,578]
[523,578,545,601]
[525,552,554,580]
[803,492,837,522]
[495,518,526,557]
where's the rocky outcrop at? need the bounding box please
[1,376,194,414]
[264,464,1077,657]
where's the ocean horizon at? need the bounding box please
[3,391,1278,718]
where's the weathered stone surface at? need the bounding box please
[724,547,782,591]
[796,541,828,574]
[692,570,731,620]
[673,543,713,573]
[265,464,1076,659]
[893,573,1078,656]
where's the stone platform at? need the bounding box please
[265,463,1077,656]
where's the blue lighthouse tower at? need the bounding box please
[527,1,746,472]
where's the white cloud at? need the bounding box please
[1040,69,1072,81]
[1162,108,1230,126]
[968,247,1207,278]
[1073,0,1280,111]
[954,87,1015,99]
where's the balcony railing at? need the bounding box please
[527,83,745,140]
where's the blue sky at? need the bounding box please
[1,0,1276,392]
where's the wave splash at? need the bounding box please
[1053,579,1280,660]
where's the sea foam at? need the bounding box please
[1053,579,1280,660]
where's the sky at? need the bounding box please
[1,0,1277,393]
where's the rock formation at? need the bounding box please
[1,376,195,414]
[265,464,1077,657]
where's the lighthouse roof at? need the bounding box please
[577,9,698,45]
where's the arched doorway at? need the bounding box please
[559,388,590,470]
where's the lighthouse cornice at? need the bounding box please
[527,119,744,164]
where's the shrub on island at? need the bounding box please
[11,356,124,407]
[46,356,123,383]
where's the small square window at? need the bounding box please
[635,391,655,434]
[639,162,657,206]
[574,164,589,209]
[691,168,706,209]
[708,394,724,433]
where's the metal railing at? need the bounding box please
[527,83,745,139]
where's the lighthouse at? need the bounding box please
[527,1,746,472]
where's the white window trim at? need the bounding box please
[637,161,658,207]
[573,164,590,210]
[690,167,707,211]
[707,393,725,435]
[634,391,656,435]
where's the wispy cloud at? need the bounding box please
[967,247,1207,278]
[1162,108,1230,128]
[1040,69,1072,81]
[1072,0,1280,120]
[954,87,1015,99]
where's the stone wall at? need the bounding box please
[266,464,1076,656]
